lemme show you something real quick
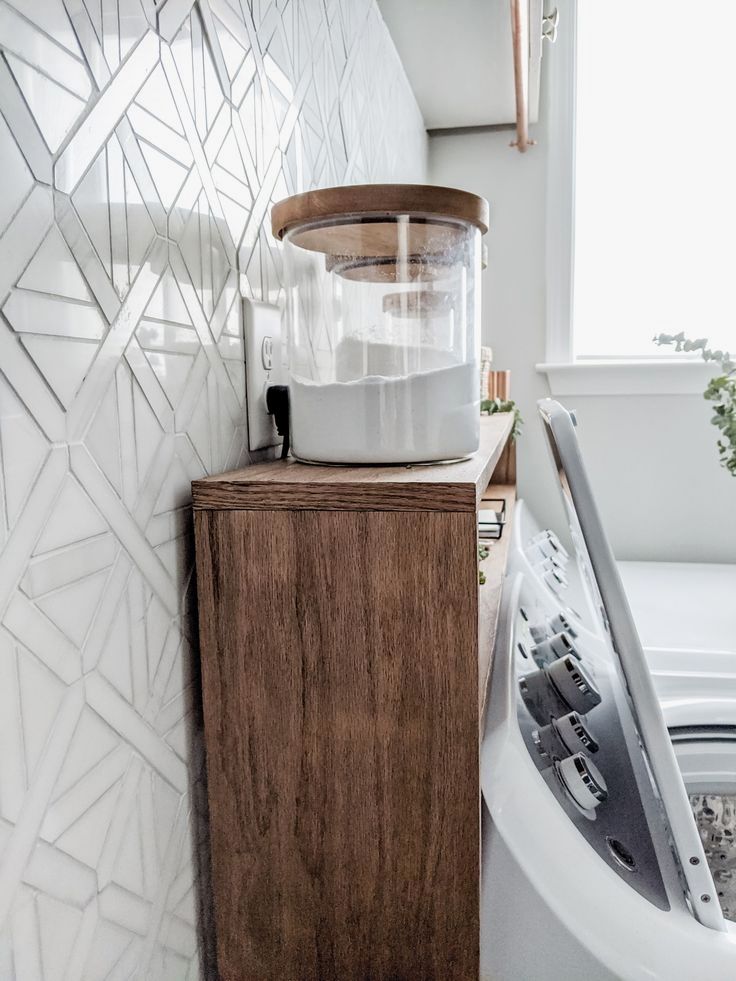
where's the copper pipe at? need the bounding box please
[510,0,537,152]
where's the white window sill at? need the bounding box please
[536,360,715,396]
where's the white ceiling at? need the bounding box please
[377,0,516,130]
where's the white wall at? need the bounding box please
[0,3,426,977]
[429,81,736,563]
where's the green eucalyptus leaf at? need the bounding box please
[654,333,736,475]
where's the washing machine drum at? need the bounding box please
[673,730,736,922]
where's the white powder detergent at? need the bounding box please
[290,360,480,464]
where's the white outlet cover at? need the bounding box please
[244,298,284,451]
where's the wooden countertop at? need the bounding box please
[192,413,514,512]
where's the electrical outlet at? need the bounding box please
[244,298,284,451]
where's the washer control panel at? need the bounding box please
[513,569,670,908]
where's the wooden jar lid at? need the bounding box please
[271,184,489,258]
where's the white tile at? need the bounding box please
[80,918,133,980]
[129,104,192,164]
[0,633,25,823]
[37,892,83,981]
[107,132,130,299]
[164,860,194,922]
[0,446,67,613]
[112,362,139,509]
[197,0,231,103]
[21,534,116,599]
[11,886,43,979]
[0,921,15,979]
[51,773,125,867]
[123,161,159,286]
[161,43,236,264]
[0,111,33,237]
[35,566,111,648]
[145,508,190,550]
[3,592,81,686]
[95,588,134,701]
[0,4,90,99]
[16,225,94,302]
[169,248,241,422]
[125,337,175,436]
[5,290,105,341]
[0,184,52,302]
[66,237,168,441]
[145,631,183,729]
[85,674,188,791]
[18,648,67,783]
[137,140,191,210]
[5,53,86,153]
[65,0,112,87]
[172,348,209,434]
[54,190,121,324]
[50,706,120,802]
[210,6,246,80]
[149,448,192,517]
[34,476,108,555]
[84,382,124,495]
[134,61,185,134]
[0,375,50,530]
[20,335,99,409]
[69,150,112,277]
[81,550,133,673]
[23,838,97,907]
[0,683,85,926]
[138,766,158,899]
[138,331,199,404]
[127,569,150,714]
[157,0,196,44]
[71,444,179,614]
[55,30,160,193]
[202,100,230,168]
[5,0,83,55]
[98,884,151,937]
[135,803,187,976]
[97,755,143,888]
[113,0,151,65]
[0,326,65,448]
[115,117,170,235]
[63,897,100,981]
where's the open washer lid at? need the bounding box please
[538,398,725,931]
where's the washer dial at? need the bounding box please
[531,630,579,667]
[557,753,608,811]
[546,655,601,714]
[554,711,599,755]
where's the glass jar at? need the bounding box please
[271,184,489,464]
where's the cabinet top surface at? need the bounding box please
[192,413,514,512]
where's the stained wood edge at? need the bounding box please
[478,485,516,726]
[192,414,514,513]
[192,480,477,512]
[271,183,490,239]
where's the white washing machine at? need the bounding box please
[481,399,736,979]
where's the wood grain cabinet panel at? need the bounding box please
[192,416,515,980]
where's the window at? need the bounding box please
[571,0,736,361]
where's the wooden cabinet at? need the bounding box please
[192,415,515,981]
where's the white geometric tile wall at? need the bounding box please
[0,1,426,976]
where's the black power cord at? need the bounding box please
[266,385,290,460]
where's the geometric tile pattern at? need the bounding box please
[0,0,426,976]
